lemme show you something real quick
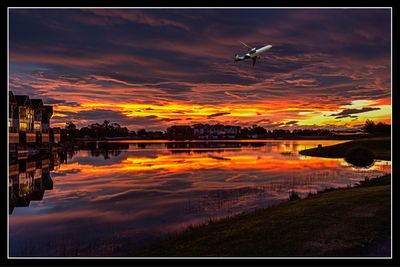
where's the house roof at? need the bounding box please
[31,99,44,109]
[43,105,53,116]
[15,95,32,107]
[9,91,16,104]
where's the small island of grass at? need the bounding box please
[299,136,391,161]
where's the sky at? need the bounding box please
[9,8,391,131]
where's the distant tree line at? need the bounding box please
[65,120,130,139]
[239,125,334,139]
[63,120,390,140]
[64,120,165,140]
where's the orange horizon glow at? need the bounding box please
[50,98,391,130]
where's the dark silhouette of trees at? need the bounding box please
[66,121,76,130]
[362,120,390,136]
[65,121,79,139]
[68,122,163,139]
[137,129,147,137]
[62,120,390,141]
[66,120,130,139]
[272,129,291,137]
[240,125,268,138]
[137,129,165,139]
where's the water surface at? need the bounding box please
[9,140,391,256]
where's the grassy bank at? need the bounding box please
[133,174,391,257]
[299,136,391,161]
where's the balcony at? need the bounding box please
[26,133,36,143]
[18,150,28,160]
[42,133,50,143]
[26,161,36,172]
[9,164,19,177]
[53,133,61,143]
[9,133,19,144]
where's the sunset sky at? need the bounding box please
[9,8,391,131]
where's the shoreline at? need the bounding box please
[132,174,391,257]
[72,136,364,141]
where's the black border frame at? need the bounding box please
[1,0,398,266]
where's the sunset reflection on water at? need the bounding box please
[9,140,391,256]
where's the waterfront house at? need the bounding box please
[15,95,36,143]
[9,92,19,148]
[9,91,19,133]
[31,99,46,143]
[9,157,55,214]
[209,124,225,138]
[31,99,44,132]
[42,106,53,143]
[192,123,241,139]
[193,123,210,139]
[209,124,240,139]
[42,105,53,132]
[224,125,241,139]
[9,91,59,149]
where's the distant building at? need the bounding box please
[193,123,210,139]
[223,125,241,139]
[209,124,225,138]
[192,123,241,139]
[166,125,193,140]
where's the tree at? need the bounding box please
[362,120,376,134]
[65,121,78,139]
[103,120,110,128]
[251,125,267,136]
[65,121,77,130]
[362,120,390,136]
[137,129,147,137]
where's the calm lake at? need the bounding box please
[9,140,391,257]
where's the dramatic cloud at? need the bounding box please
[8,8,391,130]
[330,107,381,119]
[208,112,231,118]
[84,9,190,31]
[285,120,299,125]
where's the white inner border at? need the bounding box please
[7,6,393,260]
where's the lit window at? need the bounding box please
[20,121,27,130]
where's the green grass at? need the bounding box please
[132,174,391,257]
[299,136,391,161]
